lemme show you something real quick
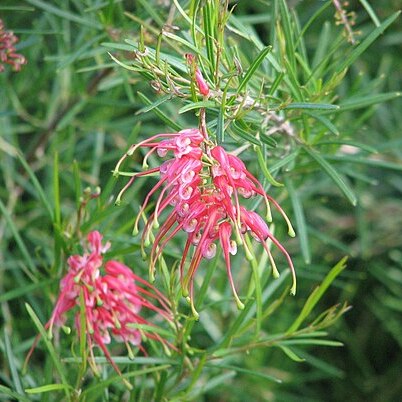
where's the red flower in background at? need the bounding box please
[0,19,26,72]
[115,128,296,318]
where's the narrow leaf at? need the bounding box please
[81,365,171,395]
[303,146,357,206]
[306,112,340,135]
[359,0,381,26]
[336,11,401,72]
[338,92,401,112]
[287,257,348,333]
[284,102,339,110]
[179,101,216,114]
[316,140,377,154]
[285,177,310,263]
[256,147,284,187]
[0,199,37,273]
[25,0,102,29]
[278,345,305,362]
[25,384,73,394]
[0,385,31,402]
[135,95,171,115]
[25,304,71,399]
[4,331,24,394]
[17,152,53,220]
[237,46,272,93]
[137,92,182,131]
[230,122,261,146]
[203,0,216,76]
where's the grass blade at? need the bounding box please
[0,385,31,402]
[4,331,24,394]
[25,384,73,394]
[359,0,381,26]
[25,0,102,29]
[17,152,53,220]
[25,303,71,399]
[0,199,37,274]
[81,365,171,396]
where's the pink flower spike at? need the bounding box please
[117,126,296,310]
[26,231,173,384]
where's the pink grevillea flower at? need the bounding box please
[27,231,172,385]
[115,129,296,317]
[0,19,26,72]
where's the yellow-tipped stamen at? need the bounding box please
[162,342,172,357]
[74,269,85,284]
[88,345,100,377]
[149,267,155,283]
[142,147,155,169]
[234,293,245,310]
[234,223,243,246]
[115,176,135,206]
[290,279,297,296]
[144,232,151,248]
[153,216,160,229]
[265,198,272,223]
[267,247,280,278]
[189,297,199,320]
[122,378,133,391]
[141,246,147,260]
[113,151,130,175]
[284,215,296,237]
[112,312,121,330]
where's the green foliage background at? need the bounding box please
[0,0,401,401]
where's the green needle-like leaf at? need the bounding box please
[303,146,358,206]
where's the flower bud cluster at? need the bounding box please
[0,19,26,72]
[115,128,296,316]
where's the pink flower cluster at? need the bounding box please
[42,231,172,378]
[115,129,296,316]
[0,19,26,72]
